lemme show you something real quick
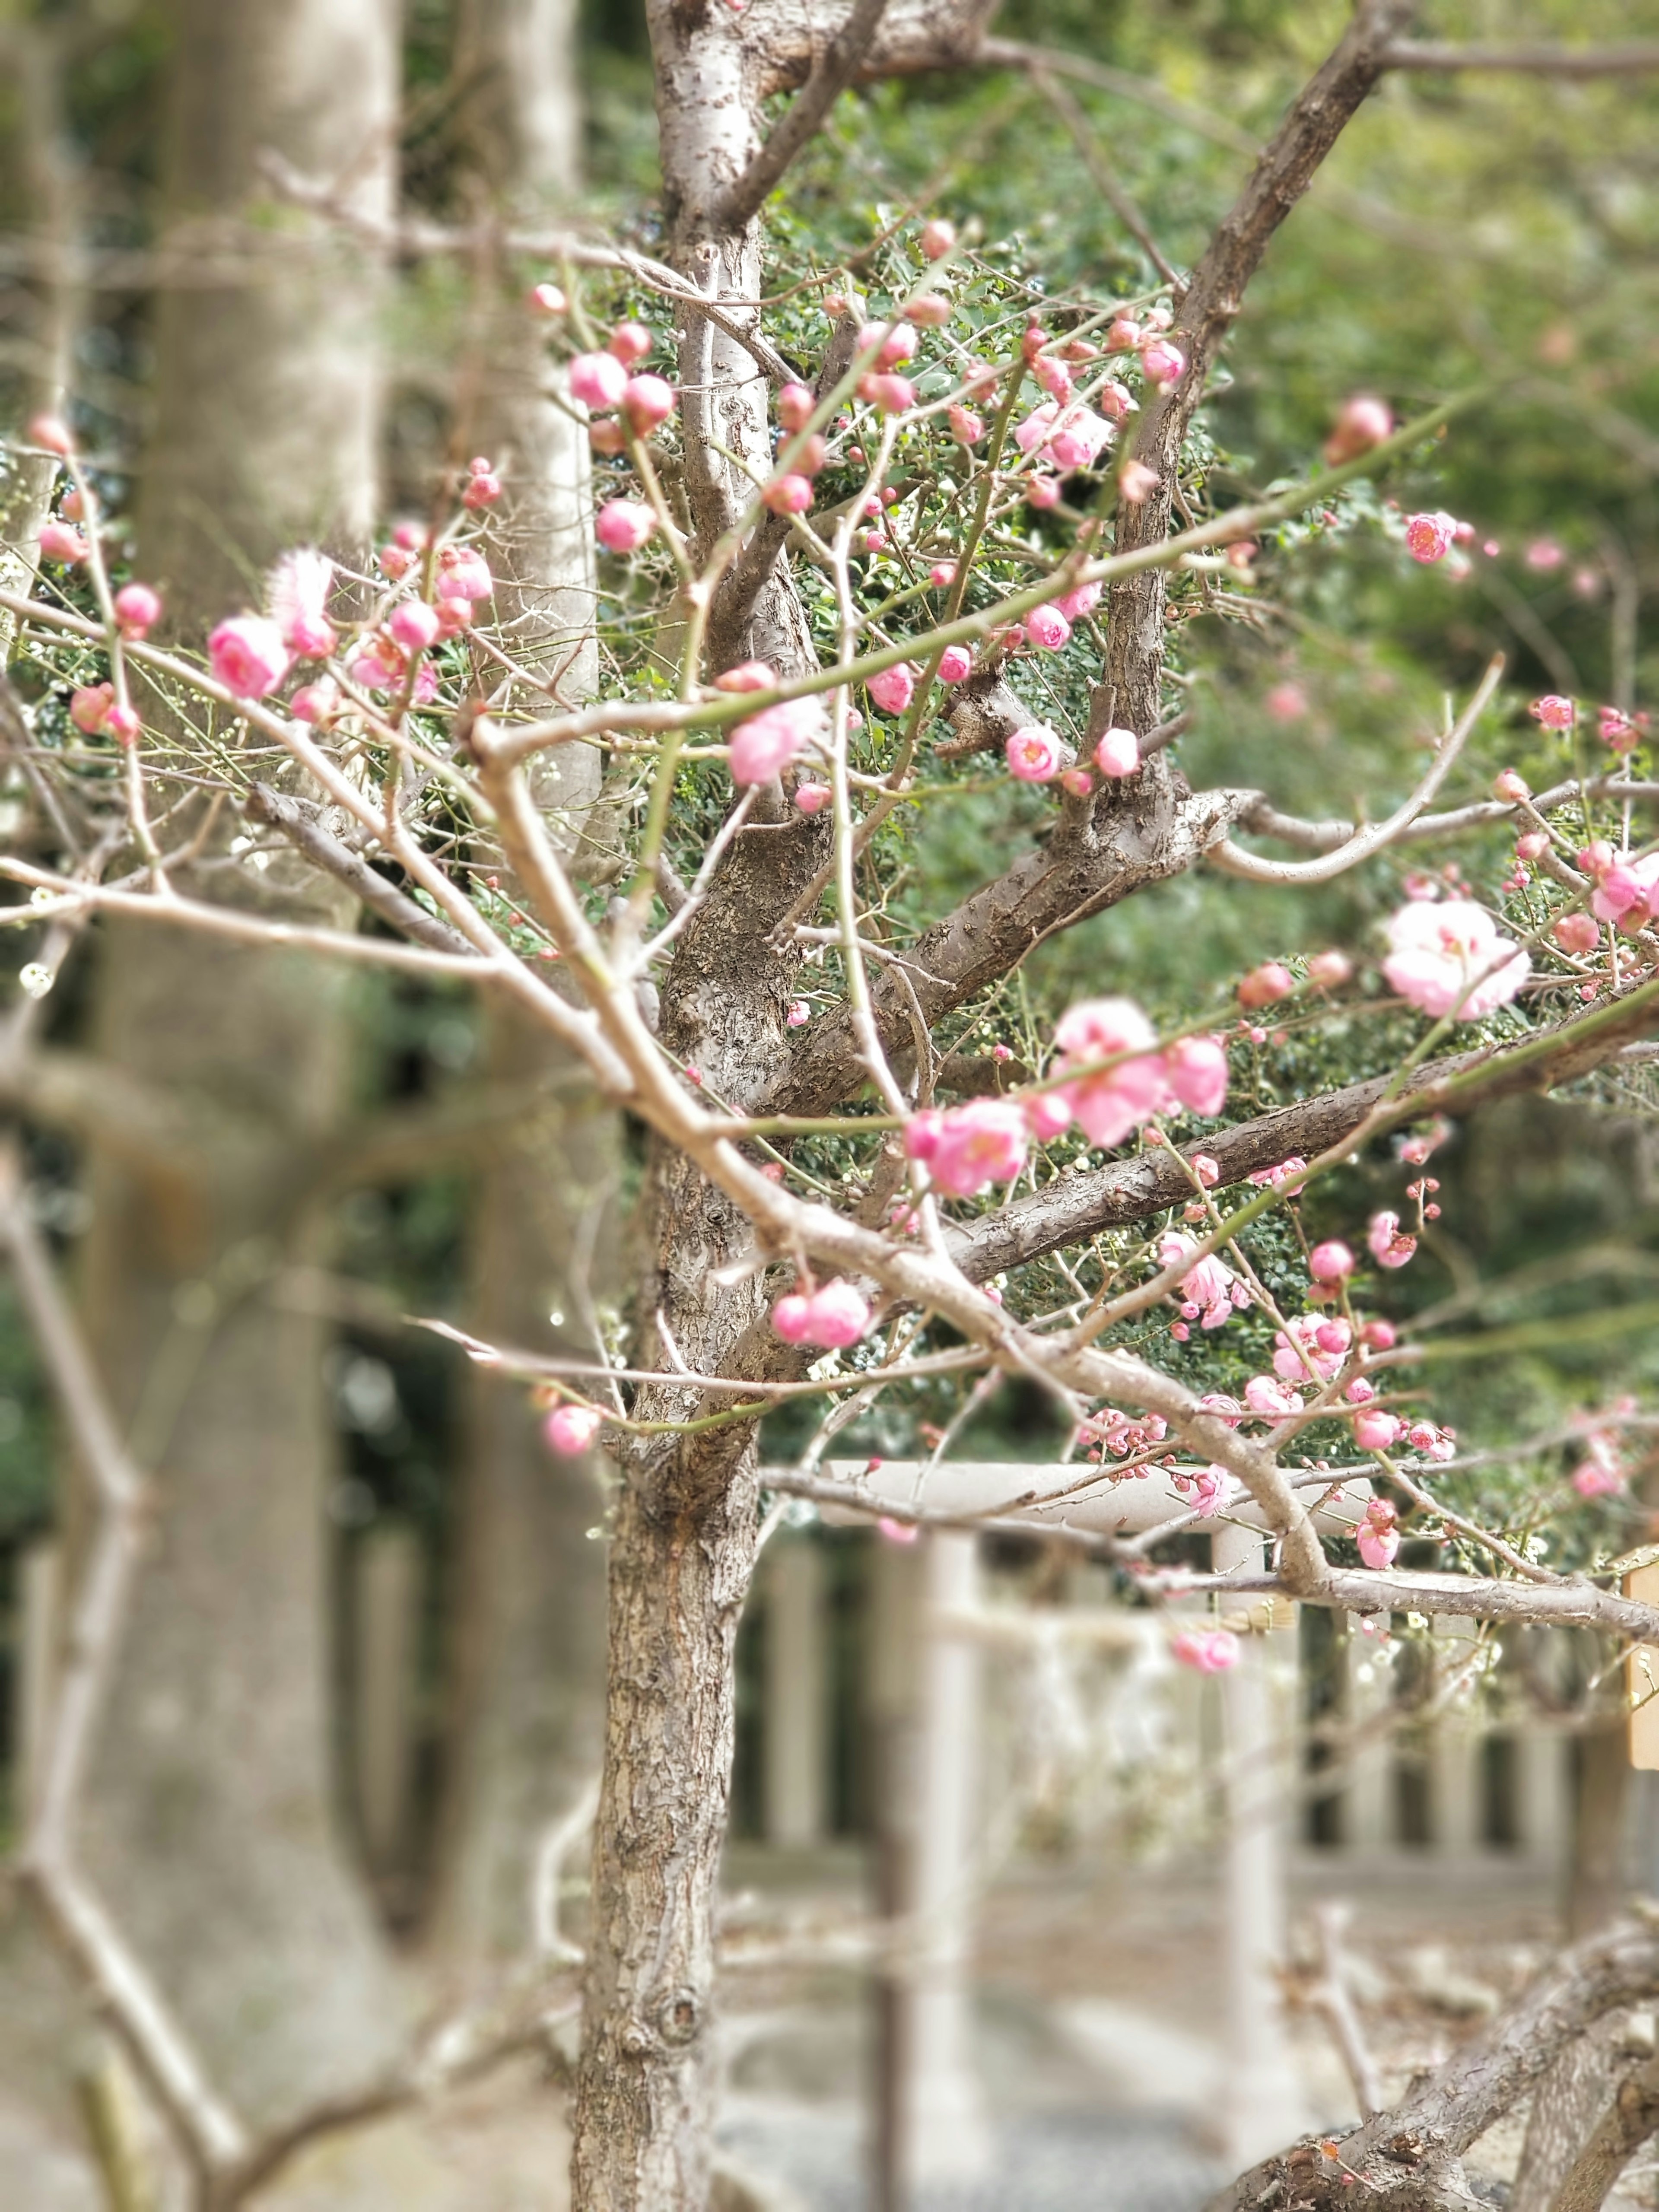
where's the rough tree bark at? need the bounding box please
[72,0,410,2126]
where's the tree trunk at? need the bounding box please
[1511,2018,1627,2212]
[72,0,407,2129]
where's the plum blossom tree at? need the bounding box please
[9,3,1659,2210]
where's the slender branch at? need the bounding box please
[1310,1903,1386,2122]
[720,0,896,230]
[1382,41,1659,78]
[242,784,478,956]
[1027,60,1181,288]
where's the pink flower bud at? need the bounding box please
[786,1000,810,1027]
[906,293,952,327]
[596,499,656,553]
[1140,338,1186,388]
[60,489,83,521]
[623,373,677,433]
[291,680,341,725]
[859,372,915,415]
[1492,769,1530,801]
[113,582,162,636]
[437,545,493,601]
[938,645,972,683]
[208,615,291,700]
[29,413,73,455]
[1106,318,1141,354]
[378,543,414,581]
[569,350,630,410]
[1354,1409,1403,1454]
[771,1294,814,1344]
[1238,961,1295,1008]
[462,467,502,509]
[70,683,112,734]
[1323,395,1392,465]
[528,281,568,315]
[1171,1628,1240,1674]
[1026,603,1072,652]
[1118,460,1159,504]
[1035,354,1073,402]
[930,561,957,588]
[38,520,87,564]
[1307,949,1353,988]
[1308,1240,1355,1284]
[948,404,985,445]
[1094,728,1139,779]
[589,420,628,456]
[103,702,140,745]
[715,661,777,693]
[868,664,915,716]
[761,473,814,516]
[919,218,956,261]
[1027,475,1061,510]
[1514,831,1549,862]
[608,321,652,364]
[1060,768,1093,798]
[1404,511,1457,563]
[1006,724,1064,782]
[1529,693,1575,731]
[803,1281,870,1348]
[777,381,815,432]
[544,1403,604,1456]
[1554,912,1599,953]
[435,598,473,636]
[389,600,442,651]
[795,782,831,814]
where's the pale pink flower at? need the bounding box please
[597,499,656,553]
[1106,317,1141,354]
[1382,899,1529,1020]
[859,373,915,414]
[1140,338,1186,388]
[1054,580,1101,622]
[1405,1419,1456,1462]
[1529,693,1575,731]
[1405,511,1458,563]
[462,458,502,509]
[1309,1240,1355,1284]
[437,545,493,601]
[1554,912,1600,954]
[1191,1154,1220,1187]
[1094,727,1139,778]
[1273,1314,1344,1383]
[1354,1408,1403,1452]
[1238,961,1295,1008]
[570,350,630,410]
[1307,949,1353,988]
[1324,396,1393,465]
[1022,1089,1074,1141]
[267,549,337,658]
[1163,1034,1228,1116]
[1026,603,1071,652]
[801,1281,870,1348]
[1245,1374,1302,1420]
[912,1100,1030,1197]
[762,474,814,516]
[1357,1499,1399,1569]
[858,321,915,368]
[544,1403,604,1456]
[1015,400,1112,471]
[529,281,568,315]
[920,218,956,261]
[868,664,915,715]
[291,679,341,725]
[1052,997,1167,1147]
[1187,1466,1227,1517]
[389,600,441,652]
[103,703,140,744]
[113,582,161,636]
[209,615,290,700]
[938,645,972,683]
[1159,1233,1245,1329]
[786,1000,810,1027]
[38,520,87,563]
[1368,1210,1417,1269]
[728,697,828,785]
[1006,725,1064,782]
[795,782,831,814]
[948,405,985,444]
[1171,1627,1240,1674]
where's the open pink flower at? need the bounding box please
[1357,1499,1399,1569]
[1052,997,1167,1147]
[1368,1210,1417,1269]
[1529,693,1575,731]
[1405,511,1458,563]
[544,1403,604,1456]
[1006,725,1064,782]
[1273,1314,1346,1384]
[1159,1233,1247,1330]
[1171,1627,1240,1674]
[728,697,827,785]
[209,615,290,700]
[907,1099,1030,1197]
[1163,1034,1227,1116]
[1382,899,1529,1020]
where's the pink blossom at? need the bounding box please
[29,413,72,455]
[1022,1089,1074,1141]
[1529,693,1575,731]
[1599,705,1640,752]
[1526,537,1565,572]
[1027,477,1061,511]
[948,405,985,445]
[1094,727,1139,778]
[622,374,677,435]
[1357,1500,1399,1569]
[1405,511,1458,563]
[570,350,630,410]
[1014,400,1112,471]
[103,703,140,745]
[1035,354,1074,403]
[1368,1210,1417,1269]
[1054,580,1101,622]
[1405,1420,1456,1462]
[389,600,441,652]
[801,1281,871,1348]
[795,782,831,814]
[786,1000,810,1027]
[1307,950,1353,988]
[1171,1627,1240,1674]
[529,281,568,316]
[267,549,337,658]
[1006,725,1064,782]
[1238,961,1295,1008]
[1515,832,1550,863]
[1163,1034,1228,1116]
[597,499,656,553]
[1382,899,1529,1020]
[1191,1153,1220,1187]
[1026,603,1071,652]
[1245,1374,1302,1420]
[920,218,956,261]
[209,615,290,700]
[938,645,972,683]
[1324,396,1393,465]
[1273,1315,1344,1383]
[608,321,653,364]
[437,545,493,601]
[462,458,502,509]
[38,520,87,564]
[1265,682,1309,722]
[1572,1457,1622,1499]
[1554,912,1600,954]
[868,664,915,715]
[1140,338,1186,388]
[1309,1240,1355,1284]
[1106,317,1141,353]
[728,697,828,785]
[1052,997,1167,1148]
[777,382,816,435]
[1354,1408,1404,1452]
[771,1294,815,1344]
[859,373,915,414]
[544,1403,604,1456]
[70,684,112,734]
[1059,768,1093,798]
[113,582,161,636]
[291,679,341,725]
[858,321,916,369]
[911,1100,1030,1197]
[1159,1233,1245,1329]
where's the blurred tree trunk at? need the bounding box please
[426,0,616,1974]
[73,0,410,2127]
